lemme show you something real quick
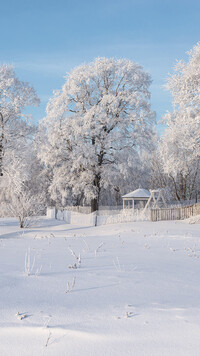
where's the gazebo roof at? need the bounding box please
[122,188,151,199]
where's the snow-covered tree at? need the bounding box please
[167,42,200,111]
[159,109,200,201]
[0,65,39,176]
[0,65,46,222]
[40,58,155,211]
[167,43,200,160]
[159,43,200,201]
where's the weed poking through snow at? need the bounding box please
[113,256,122,272]
[66,277,76,293]
[45,331,52,347]
[95,242,104,256]
[24,248,42,276]
[24,248,35,276]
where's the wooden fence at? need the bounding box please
[151,205,194,222]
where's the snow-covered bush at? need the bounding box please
[0,155,45,227]
[0,65,48,223]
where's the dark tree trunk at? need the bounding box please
[19,217,24,228]
[90,172,101,213]
[189,161,199,200]
[90,138,104,213]
[170,175,180,201]
[91,198,99,213]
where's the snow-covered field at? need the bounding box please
[0,217,200,356]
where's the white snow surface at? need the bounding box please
[185,214,200,225]
[0,217,200,356]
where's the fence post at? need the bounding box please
[46,207,56,219]
[94,211,98,226]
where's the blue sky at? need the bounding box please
[1,0,200,132]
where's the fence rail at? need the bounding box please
[151,205,194,222]
[47,203,200,224]
[46,207,150,226]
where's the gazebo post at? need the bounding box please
[128,200,130,209]
[123,199,125,209]
[132,199,134,210]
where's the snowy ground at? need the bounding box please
[0,217,200,356]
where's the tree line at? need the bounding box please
[0,44,199,224]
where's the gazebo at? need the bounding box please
[122,188,151,210]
